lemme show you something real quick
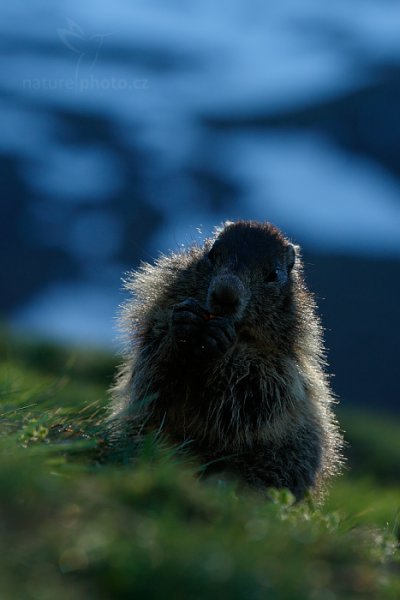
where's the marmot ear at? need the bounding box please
[223,220,234,229]
[214,220,234,237]
[285,244,297,272]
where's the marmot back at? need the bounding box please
[109,220,343,500]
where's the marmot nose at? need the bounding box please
[208,273,246,317]
[211,286,239,308]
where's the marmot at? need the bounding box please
[109,220,343,500]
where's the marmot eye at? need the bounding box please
[266,270,278,283]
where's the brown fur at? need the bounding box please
[108,220,343,500]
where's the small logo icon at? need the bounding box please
[57,19,113,79]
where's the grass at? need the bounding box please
[0,332,399,599]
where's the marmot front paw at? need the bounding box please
[171,298,236,359]
[198,316,236,358]
[171,298,208,348]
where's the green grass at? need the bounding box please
[0,333,399,599]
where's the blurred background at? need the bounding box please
[1,1,400,414]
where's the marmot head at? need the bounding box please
[203,220,298,332]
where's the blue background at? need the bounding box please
[2,1,400,413]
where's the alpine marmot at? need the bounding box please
[108,220,343,500]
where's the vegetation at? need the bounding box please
[0,333,399,599]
